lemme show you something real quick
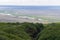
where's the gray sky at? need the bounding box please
[0,0,60,5]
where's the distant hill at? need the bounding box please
[0,6,60,23]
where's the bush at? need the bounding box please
[38,23,60,40]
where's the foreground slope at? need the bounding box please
[38,23,60,40]
[0,22,60,40]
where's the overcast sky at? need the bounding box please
[0,0,60,6]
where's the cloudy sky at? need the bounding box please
[0,0,60,5]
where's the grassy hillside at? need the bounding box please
[0,22,60,40]
[38,23,60,40]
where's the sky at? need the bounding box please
[0,0,60,17]
[0,0,60,19]
[0,0,60,14]
[0,0,60,6]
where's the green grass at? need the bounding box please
[0,22,60,40]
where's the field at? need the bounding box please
[0,22,60,40]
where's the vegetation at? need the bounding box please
[0,22,60,40]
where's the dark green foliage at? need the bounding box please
[38,23,60,40]
[0,22,32,40]
[21,22,44,40]
[0,22,60,40]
